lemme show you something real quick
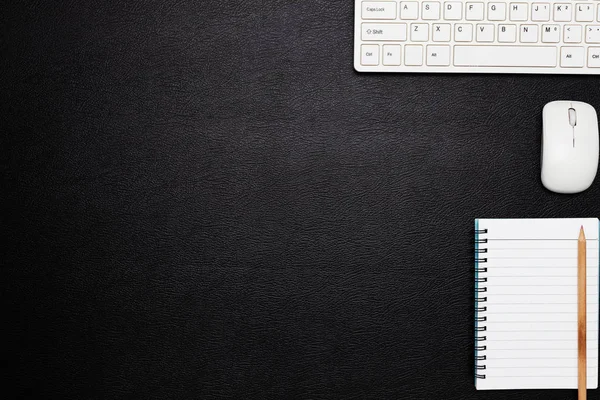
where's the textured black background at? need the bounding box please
[3,1,600,399]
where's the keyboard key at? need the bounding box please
[362,23,408,41]
[499,24,517,42]
[362,2,398,20]
[564,25,583,43]
[560,46,585,67]
[576,3,595,22]
[532,3,551,21]
[411,23,429,41]
[553,4,572,22]
[404,45,424,65]
[455,24,474,42]
[588,47,600,67]
[598,4,600,22]
[488,3,507,21]
[422,2,441,20]
[454,46,557,67]
[510,3,528,21]
[520,25,539,42]
[444,2,463,20]
[466,3,485,20]
[361,45,380,66]
[477,24,495,42]
[586,25,600,42]
[542,24,560,42]
[400,2,419,19]
[427,45,451,65]
[383,45,402,65]
[433,23,452,41]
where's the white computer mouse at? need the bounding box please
[542,101,599,194]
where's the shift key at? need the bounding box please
[362,23,407,41]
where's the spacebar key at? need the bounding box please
[454,46,557,67]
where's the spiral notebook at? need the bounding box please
[475,218,599,390]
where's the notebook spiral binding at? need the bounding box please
[475,228,488,380]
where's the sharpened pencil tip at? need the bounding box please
[580,226,586,241]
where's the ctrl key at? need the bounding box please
[361,44,380,65]
[589,47,600,68]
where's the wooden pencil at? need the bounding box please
[578,226,587,400]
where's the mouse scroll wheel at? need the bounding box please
[569,108,577,127]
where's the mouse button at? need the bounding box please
[574,103,599,129]
[574,118,590,137]
[574,116,599,143]
[573,101,597,115]
[544,103,568,122]
[545,104,571,124]
[545,122,573,147]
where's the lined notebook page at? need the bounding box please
[475,218,599,390]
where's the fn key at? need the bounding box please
[427,46,451,66]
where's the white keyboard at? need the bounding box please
[354,0,600,73]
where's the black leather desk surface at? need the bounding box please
[4,1,600,399]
